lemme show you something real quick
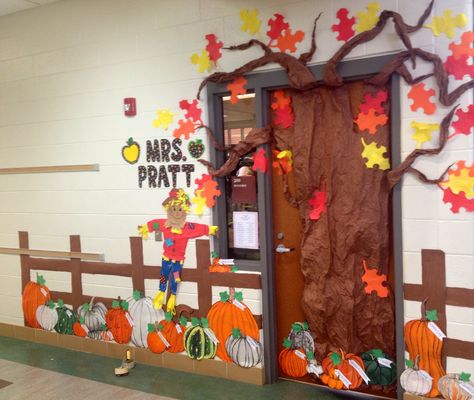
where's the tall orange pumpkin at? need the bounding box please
[22,274,51,328]
[321,349,365,390]
[158,312,186,353]
[279,338,308,377]
[207,289,259,362]
[105,299,132,344]
[404,298,445,397]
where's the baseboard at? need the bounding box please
[0,322,264,385]
[403,393,432,400]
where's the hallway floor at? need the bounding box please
[0,336,348,400]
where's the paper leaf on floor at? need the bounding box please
[362,260,388,298]
[407,83,436,115]
[439,160,474,197]
[361,138,390,170]
[190,50,212,73]
[354,109,388,134]
[252,148,268,173]
[451,104,474,138]
[272,149,293,175]
[200,178,221,207]
[179,99,202,123]
[308,189,327,221]
[195,173,213,191]
[240,9,262,36]
[273,107,295,128]
[227,76,247,104]
[267,13,289,42]
[442,187,474,213]
[271,90,291,110]
[425,9,467,39]
[448,30,474,59]
[444,54,474,80]
[205,34,223,63]
[152,109,175,130]
[173,119,195,140]
[359,90,388,114]
[191,189,207,216]
[410,121,440,148]
[332,8,356,42]
[355,1,380,33]
[275,29,305,53]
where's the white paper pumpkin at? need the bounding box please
[77,297,107,331]
[400,355,433,396]
[36,301,58,331]
[127,290,164,348]
[438,373,474,400]
[225,328,262,368]
[287,321,315,354]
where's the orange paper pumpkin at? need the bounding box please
[147,322,168,354]
[159,312,186,353]
[73,317,87,337]
[105,299,132,345]
[279,339,308,377]
[321,349,365,390]
[22,274,51,328]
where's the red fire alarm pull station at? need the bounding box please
[124,98,136,116]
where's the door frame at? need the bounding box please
[206,54,404,399]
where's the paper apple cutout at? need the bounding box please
[122,137,140,164]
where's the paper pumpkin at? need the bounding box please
[226,328,262,368]
[240,9,261,36]
[36,301,58,331]
[147,322,169,354]
[267,13,289,43]
[121,137,140,164]
[411,121,439,148]
[354,109,388,134]
[408,83,436,115]
[321,350,366,390]
[361,349,397,385]
[106,299,133,345]
[332,8,356,42]
[77,297,107,332]
[73,317,88,337]
[275,29,305,53]
[158,312,186,353]
[438,373,474,400]
[355,1,380,33]
[184,318,217,360]
[360,138,390,170]
[362,260,389,298]
[425,9,467,39]
[227,76,247,104]
[287,322,315,354]
[400,356,433,396]
[279,339,308,378]
[54,299,76,335]
[22,273,51,328]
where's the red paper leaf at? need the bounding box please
[444,54,474,80]
[271,90,291,110]
[448,30,474,59]
[354,109,388,134]
[359,90,388,114]
[407,83,437,115]
[451,104,474,138]
[205,33,223,63]
[252,148,268,173]
[200,178,221,207]
[179,99,202,123]
[227,76,247,104]
[362,260,388,298]
[267,13,289,42]
[331,8,356,42]
[275,29,305,53]
[308,190,327,220]
[442,187,474,213]
[273,106,295,128]
[173,119,195,140]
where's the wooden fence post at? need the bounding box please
[196,239,212,317]
[19,231,30,326]
[70,235,83,309]
[130,237,145,293]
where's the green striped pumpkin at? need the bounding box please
[361,349,397,385]
[184,318,217,361]
[54,299,75,335]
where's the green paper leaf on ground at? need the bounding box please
[283,338,292,348]
[234,292,243,302]
[232,328,241,339]
[133,290,142,301]
[426,309,438,322]
[201,318,209,328]
[330,352,341,366]
[219,291,230,302]
[147,323,155,333]
[405,359,414,368]
[460,372,471,382]
[37,275,46,285]
[191,317,200,327]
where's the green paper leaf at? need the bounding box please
[57,299,64,308]
[234,292,243,302]
[292,323,302,333]
[231,265,238,273]
[127,137,134,145]
[153,222,159,230]
[283,338,292,349]
[232,328,241,339]
[191,317,200,327]
[133,290,141,300]
[112,300,120,309]
[48,301,55,309]
[201,318,209,329]
[79,316,85,324]
[196,139,202,145]
[157,323,164,331]
[460,372,471,382]
[211,251,218,259]
[329,352,341,366]
[121,300,129,311]
[371,349,385,358]
[165,312,173,322]
[425,309,438,322]
[82,303,90,312]
[219,291,229,302]
[179,316,187,327]
[405,359,414,368]
[307,351,314,360]
[147,323,155,333]
[100,323,107,331]
[37,275,46,286]
[302,321,309,330]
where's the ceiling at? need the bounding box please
[0,0,61,17]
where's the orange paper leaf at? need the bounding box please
[271,90,291,110]
[407,83,436,115]
[362,260,388,298]
[354,109,388,134]
[227,76,247,104]
[275,29,305,53]
[448,30,474,59]
[173,119,195,140]
[200,179,221,208]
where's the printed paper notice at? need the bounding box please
[233,211,259,249]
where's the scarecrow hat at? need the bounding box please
[162,188,191,210]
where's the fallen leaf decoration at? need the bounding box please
[332,8,356,42]
[439,160,474,197]
[354,109,388,134]
[360,138,390,170]
[450,104,474,138]
[267,13,289,43]
[425,9,468,39]
[205,33,224,63]
[240,9,262,36]
[179,99,202,123]
[190,50,212,73]
[275,29,305,53]
[362,260,388,298]
[359,90,388,114]
[227,76,247,104]
[407,83,436,115]
[173,119,196,140]
[410,121,439,148]
[355,1,380,33]
[308,189,327,221]
[152,109,175,130]
[252,148,268,173]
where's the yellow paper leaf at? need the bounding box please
[240,9,262,35]
[440,161,474,197]
[410,121,440,148]
[191,190,207,216]
[355,1,380,33]
[190,50,212,73]
[152,109,174,130]
[361,138,390,170]
[425,10,467,39]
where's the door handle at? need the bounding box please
[275,244,294,253]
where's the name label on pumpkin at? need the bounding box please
[40,288,48,297]
[418,370,433,380]
[157,331,170,348]
[66,310,72,317]
[335,369,352,388]
[460,382,474,396]
[232,299,245,310]
[219,259,235,265]
[307,364,323,376]
[349,359,370,384]
[294,350,306,360]
[428,322,446,341]
[377,357,392,368]
[175,324,182,334]
[81,324,89,334]
[125,312,134,327]
[204,328,219,344]
[246,336,259,349]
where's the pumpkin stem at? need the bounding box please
[421,297,429,321]
[339,348,345,361]
[89,296,95,308]
[413,354,420,371]
[155,321,159,332]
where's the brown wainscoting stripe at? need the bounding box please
[445,338,474,360]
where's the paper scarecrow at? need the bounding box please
[138,188,218,314]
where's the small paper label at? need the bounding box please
[349,359,370,384]
[175,324,182,334]
[294,350,306,360]
[81,324,89,334]
[157,331,170,348]
[232,299,245,310]
[419,370,433,380]
[125,312,134,327]
[219,259,235,265]
[377,357,392,368]
[40,288,48,297]
[307,364,323,376]
[204,328,219,344]
[246,336,259,349]
[335,369,352,388]
[106,331,114,340]
[460,382,474,396]
[428,322,446,341]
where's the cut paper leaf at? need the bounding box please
[354,109,388,134]
[450,104,474,138]
[200,178,221,207]
[359,90,388,114]
[179,99,202,123]
[329,352,341,366]
[195,173,213,190]
[448,30,474,60]
[410,121,440,148]
[272,149,293,175]
[227,76,247,104]
[273,106,295,128]
[275,29,305,53]
[332,8,356,42]
[360,138,390,170]
[425,9,467,39]
[407,83,436,115]
[267,13,289,43]
[362,260,388,298]
[252,148,268,173]
[460,372,471,382]
[173,119,196,140]
[444,54,474,80]
[440,160,474,197]
[355,1,380,33]
[205,34,223,63]
[308,189,327,221]
[190,50,212,73]
[405,359,414,368]
[240,9,262,36]
[442,187,474,213]
[152,109,175,130]
[271,90,291,110]
[191,189,207,216]
[425,309,438,322]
